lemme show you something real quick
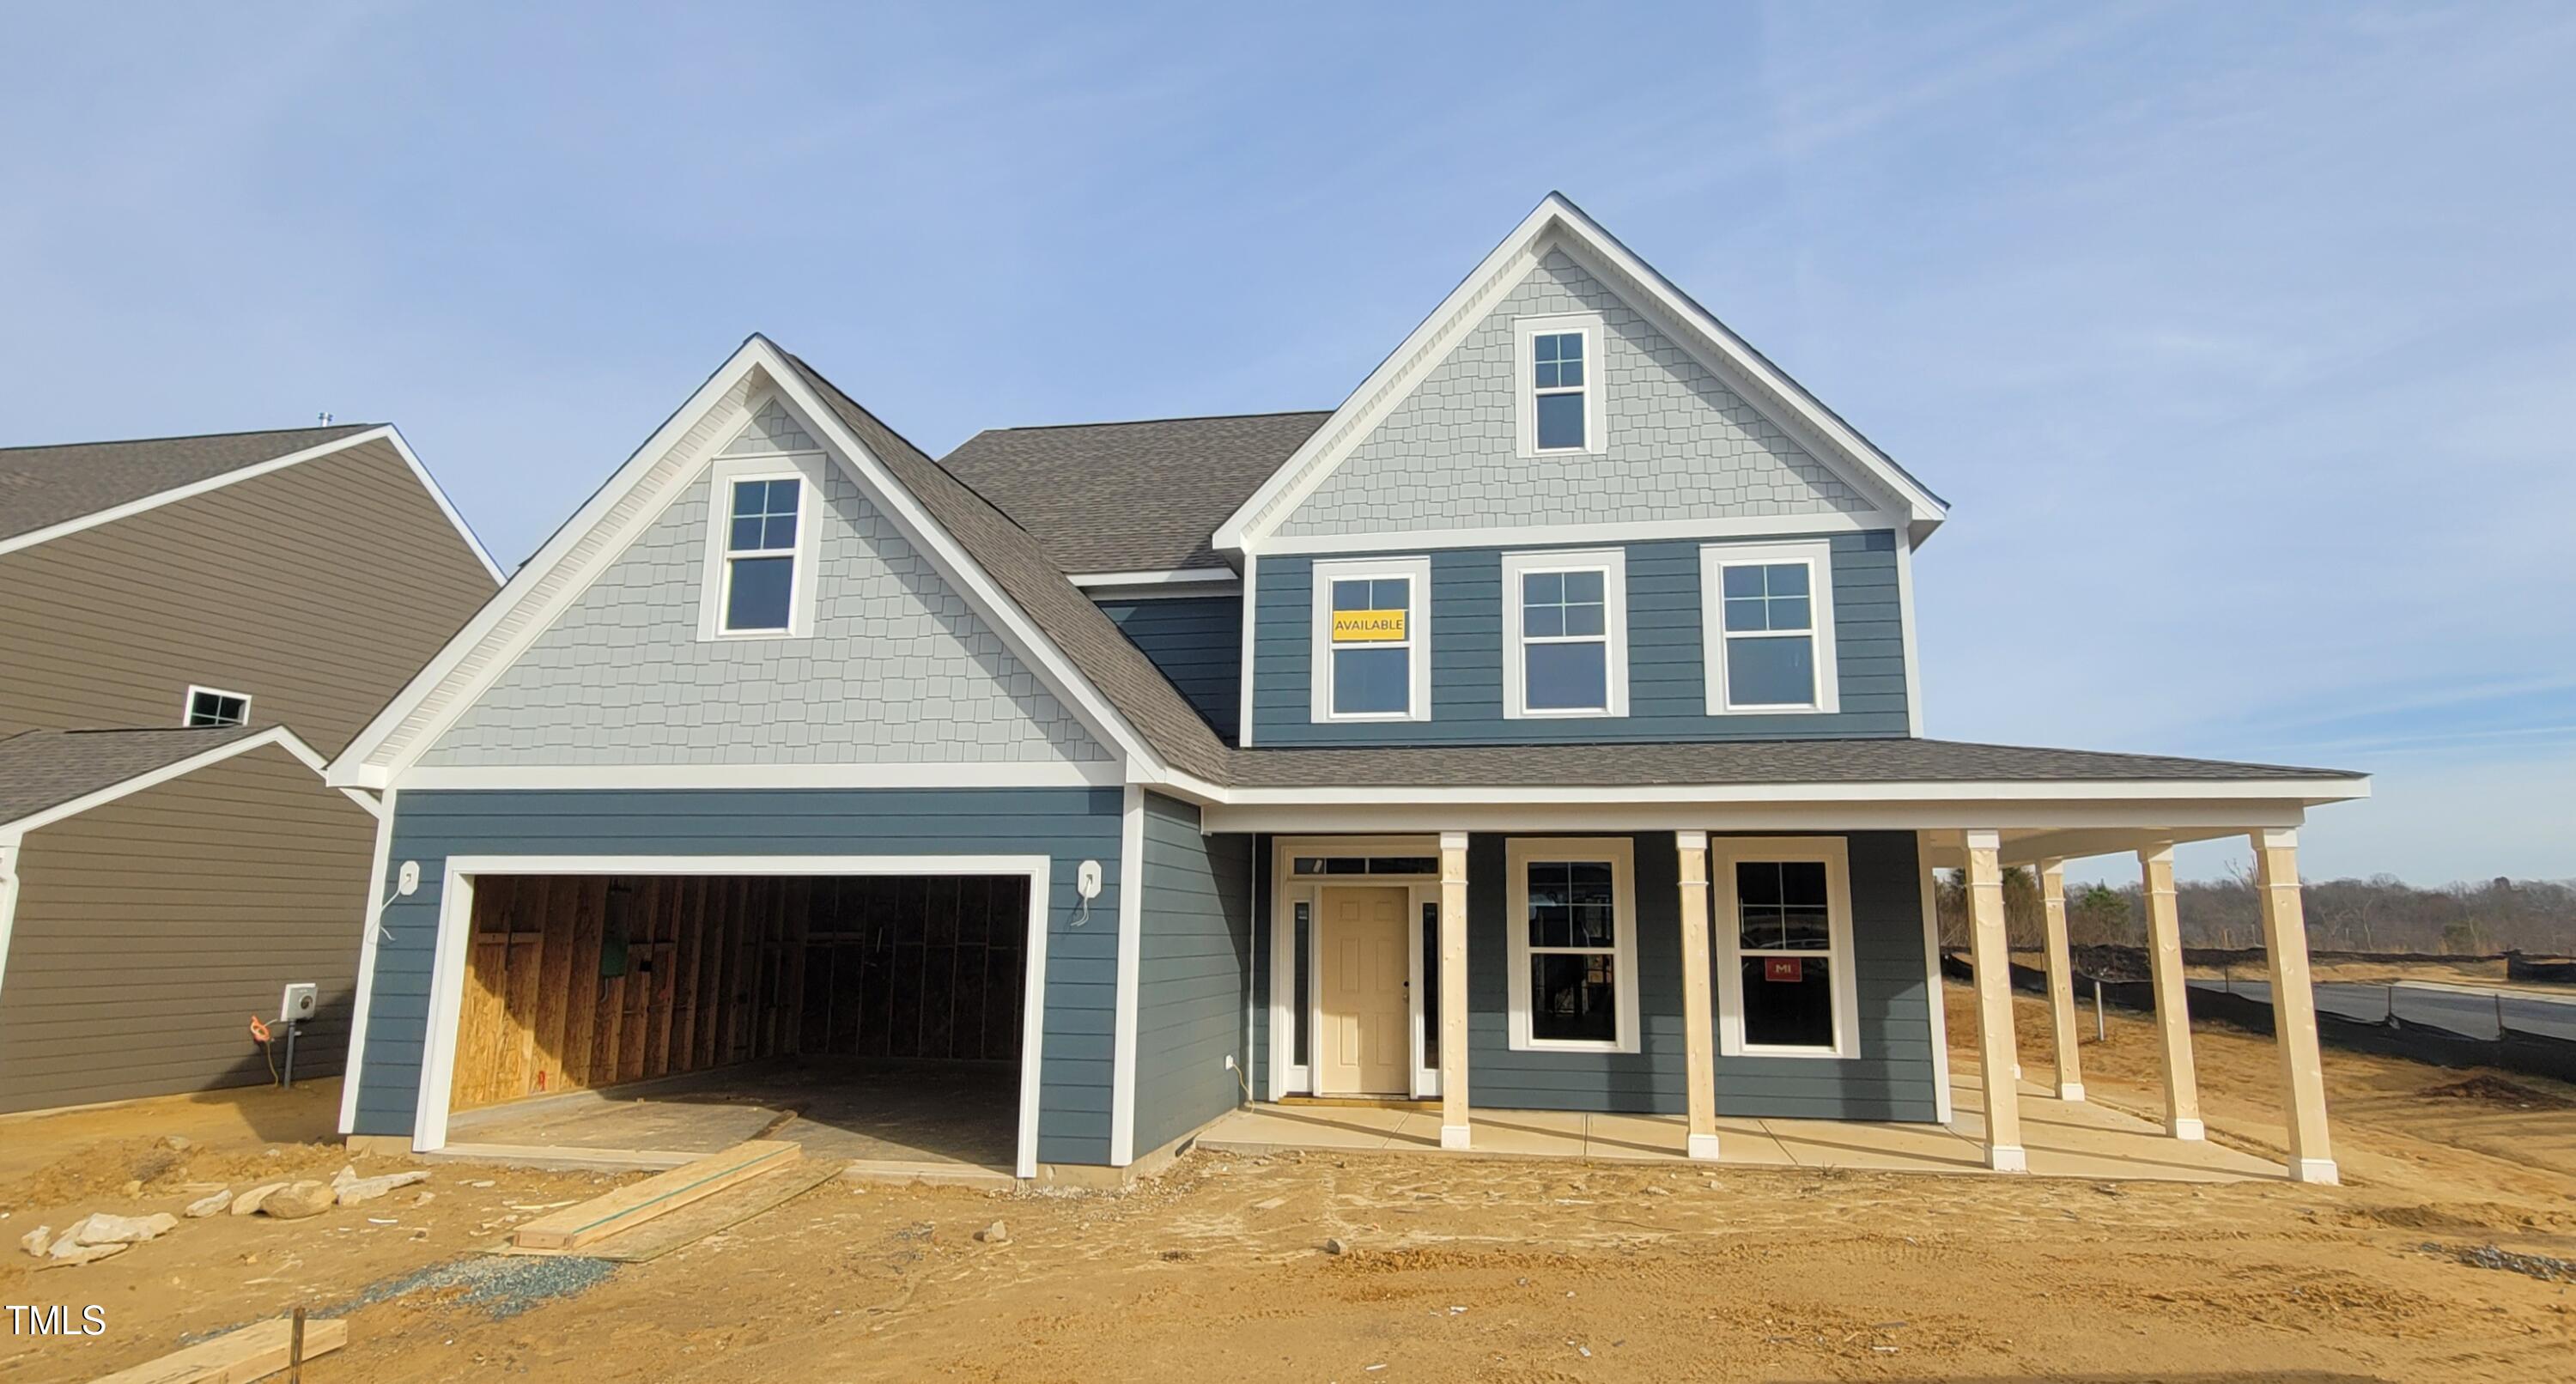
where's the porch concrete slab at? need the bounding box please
[1580,1112,1796,1166]
[1406,1109,1586,1158]
[1208,1103,1415,1153]
[1759,1115,1988,1173]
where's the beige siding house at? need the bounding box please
[0,425,500,1114]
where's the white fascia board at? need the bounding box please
[1068,568,1242,594]
[0,726,331,837]
[378,424,508,586]
[1210,776,2370,807]
[395,761,1127,792]
[1260,510,1902,558]
[1202,798,2330,837]
[0,427,392,561]
[330,342,777,786]
[1213,193,1946,556]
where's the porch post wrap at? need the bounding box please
[1438,830,1471,1151]
[2252,829,2337,1183]
[2139,841,2204,1139]
[1674,830,1719,1161]
[2038,860,2085,1102]
[1963,829,2026,1171]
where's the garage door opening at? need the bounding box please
[428,868,1039,1179]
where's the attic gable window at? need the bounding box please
[183,685,250,727]
[697,448,824,642]
[1515,314,1604,457]
[724,477,800,632]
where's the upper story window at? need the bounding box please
[697,450,823,642]
[1505,837,1639,1053]
[1713,837,1858,1059]
[1515,314,1604,456]
[1501,549,1628,719]
[1309,555,1431,722]
[183,685,250,727]
[1701,539,1839,715]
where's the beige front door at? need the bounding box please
[1316,886,1411,1096]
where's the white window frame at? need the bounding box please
[1701,538,1839,715]
[1309,555,1433,723]
[1712,835,1860,1059]
[696,451,826,641]
[1501,548,1628,719]
[1504,836,1639,1054]
[181,684,252,727]
[1514,313,1606,457]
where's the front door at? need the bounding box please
[1316,886,1411,1096]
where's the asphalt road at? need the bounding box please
[2188,978,2576,1041]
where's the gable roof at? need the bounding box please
[939,412,1327,574]
[0,725,328,832]
[0,423,505,582]
[777,353,1236,781]
[0,425,373,543]
[1212,191,1949,554]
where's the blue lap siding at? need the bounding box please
[351,786,1126,1166]
[1131,793,1255,1155]
[1249,532,1908,745]
[1093,594,1242,742]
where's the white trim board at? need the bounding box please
[392,762,1126,792]
[1109,786,1145,1166]
[1207,798,2330,837]
[337,786,403,1135]
[0,425,505,585]
[0,726,330,838]
[404,852,1054,1180]
[1069,569,1243,594]
[1258,511,1902,558]
[1212,193,1946,555]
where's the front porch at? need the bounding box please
[1199,1070,2279,1181]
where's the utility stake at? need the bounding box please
[289,1307,306,1383]
[2496,992,2506,1040]
[2093,978,2105,1043]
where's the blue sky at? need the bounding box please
[3,3,2568,884]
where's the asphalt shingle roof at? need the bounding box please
[0,425,375,543]
[938,412,1327,574]
[0,725,270,827]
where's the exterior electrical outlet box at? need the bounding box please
[280,982,319,1023]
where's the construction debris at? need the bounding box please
[184,1189,234,1217]
[231,1182,290,1216]
[260,1181,338,1220]
[91,1314,347,1383]
[64,1211,177,1246]
[513,1141,799,1252]
[337,1169,434,1206]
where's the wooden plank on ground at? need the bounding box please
[510,1140,800,1252]
[90,1314,349,1383]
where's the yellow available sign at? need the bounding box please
[1331,610,1406,643]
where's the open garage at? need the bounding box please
[422,866,1042,1180]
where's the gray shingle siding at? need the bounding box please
[1094,594,1242,743]
[1250,533,1907,745]
[1131,793,1253,1155]
[1273,247,1876,539]
[349,786,1127,1166]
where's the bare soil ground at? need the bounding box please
[8,993,2574,1382]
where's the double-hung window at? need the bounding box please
[183,685,250,727]
[1702,539,1839,714]
[1505,838,1638,1053]
[1515,314,1603,456]
[1713,837,1857,1058]
[1502,549,1627,718]
[1309,555,1431,721]
[699,452,821,641]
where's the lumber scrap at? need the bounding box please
[90,1314,348,1384]
[510,1139,799,1251]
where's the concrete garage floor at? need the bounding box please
[443,1059,1018,1184]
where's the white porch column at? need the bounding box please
[1437,830,1471,1150]
[2139,841,2204,1139]
[1674,830,1720,1161]
[2252,829,2338,1183]
[2038,860,2085,1102]
[1963,830,2026,1171]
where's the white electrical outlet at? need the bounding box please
[1224,1054,1236,1071]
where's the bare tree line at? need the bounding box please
[1932,870,2576,956]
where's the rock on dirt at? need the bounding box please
[66,1211,177,1246]
[233,1182,290,1216]
[44,1238,129,1267]
[1324,1237,1350,1256]
[337,1170,432,1206]
[185,1189,234,1217]
[260,1181,338,1220]
[20,1225,52,1258]
[975,1221,1010,1245]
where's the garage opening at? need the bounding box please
[437,871,1035,1177]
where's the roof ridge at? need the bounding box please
[0,422,375,455]
[773,348,1053,556]
[973,408,1334,434]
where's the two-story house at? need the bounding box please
[326,196,2365,1187]
[0,424,501,1113]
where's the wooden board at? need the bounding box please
[485,1159,839,1263]
[90,1315,348,1384]
[511,1139,800,1251]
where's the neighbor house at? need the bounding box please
[0,425,501,1113]
[326,196,2364,1186]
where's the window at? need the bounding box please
[1501,549,1628,718]
[1713,837,1858,1058]
[1702,540,1839,714]
[1309,555,1431,722]
[182,686,250,727]
[722,477,800,632]
[1505,838,1638,1053]
[1515,314,1604,456]
[1291,856,1440,877]
[1419,900,1441,1071]
[1291,899,1312,1068]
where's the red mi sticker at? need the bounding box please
[1764,956,1803,983]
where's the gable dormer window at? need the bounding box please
[697,451,823,641]
[1515,313,1604,456]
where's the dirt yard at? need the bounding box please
[7,993,2573,1383]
